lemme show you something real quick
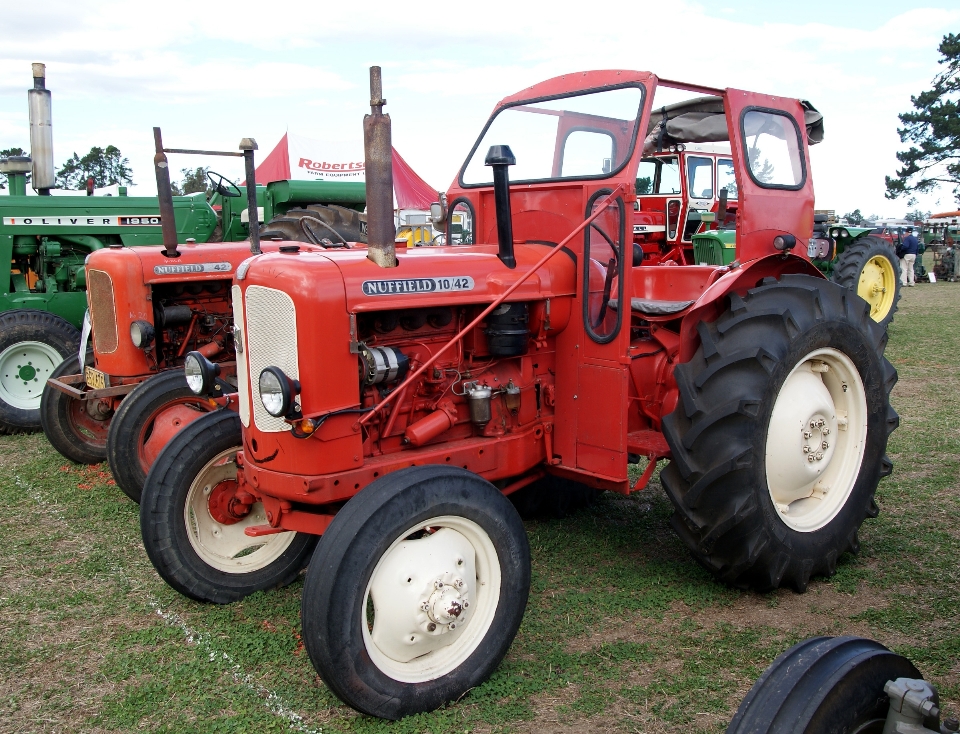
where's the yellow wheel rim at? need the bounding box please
[857,255,897,322]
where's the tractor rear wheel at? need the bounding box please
[106,370,215,503]
[661,275,897,592]
[140,410,317,604]
[728,636,934,733]
[301,465,531,719]
[260,204,367,244]
[0,310,80,434]
[40,351,110,464]
[831,235,901,328]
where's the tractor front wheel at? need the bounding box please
[40,352,111,464]
[662,275,897,592]
[140,410,317,604]
[0,310,80,434]
[831,235,901,328]
[301,465,530,719]
[106,370,216,503]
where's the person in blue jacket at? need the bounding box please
[900,227,920,286]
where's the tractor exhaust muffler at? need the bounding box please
[28,63,54,195]
[364,66,397,269]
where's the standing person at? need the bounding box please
[900,227,920,286]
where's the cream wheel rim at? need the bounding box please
[764,348,868,532]
[0,341,63,410]
[362,515,501,683]
[183,447,297,573]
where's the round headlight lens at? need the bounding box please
[184,354,205,395]
[259,369,287,417]
[130,320,155,348]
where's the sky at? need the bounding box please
[1,0,958,218]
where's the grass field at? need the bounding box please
[2,281,959,734]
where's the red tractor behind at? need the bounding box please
[139,69,896,719]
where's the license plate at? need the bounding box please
[84,366,108,390]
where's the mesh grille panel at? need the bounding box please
[232,285,250,428]
[87,269,118,354]
[244,285,299,432]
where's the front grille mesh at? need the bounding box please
[87,269,118,354]
[244,285,299,432]
[231,285,251,428]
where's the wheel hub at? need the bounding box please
[206,479,250,525]
[18,363,36,381]
[421,573,470,631]
[84,399,114,421]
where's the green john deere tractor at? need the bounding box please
[0,64,366,434]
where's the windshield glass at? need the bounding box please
[461,86,645,186]
[636,156,681,195]
[686,156,713,199]
[716,158,738,200]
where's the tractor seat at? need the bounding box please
[608,298,696,315]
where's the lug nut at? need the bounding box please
[822,441,829,449]
[803,431,812,439]
[449,622,456,630]
[822,428,830,435]
[815,452,823,461]
[803,446,811,453]
[808,455,815,462]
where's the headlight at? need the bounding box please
[184,351,220,396]
[130,320,155,348]
[259,366,300,418]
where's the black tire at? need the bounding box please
[140,410,318,604]
[831,235,901,328]
[0,310,80,434]
[260,204,368,244]
[106,370,214,503]
[509,474,598,519]
[728,636,934,733]
[302,465,531,720]
[662,275,897,592]
[40,351,109,464]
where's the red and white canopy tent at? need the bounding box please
[251,132,439,211]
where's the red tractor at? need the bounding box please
[41,134,366,501]
[140,68,896,719]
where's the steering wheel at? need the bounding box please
[206,171,242,198]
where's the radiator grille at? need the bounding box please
[244,285,299,432]
[87,269,118,354]
[231,285,250,428]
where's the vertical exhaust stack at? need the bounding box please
[364,66,397,268]
[28,63,54,195]
[152,127,180,258]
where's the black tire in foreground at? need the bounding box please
[40,351,109,464]
[106,370,215,503]
[140,410,317,604]
[662,274,897,592]
[831,235,901,328]
[302,465,531,720]
[509,474,598,519]
[0,310,80,434]
[728,636,935,733]
[260,204,367,245]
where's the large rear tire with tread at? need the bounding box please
[40,351,109,464]
[106,370,215,503]
[662,275,897,592]
[140,410,317,604]
[831,235,901,328]
[260,204,367,244]
[302,465,531,720]
[0,310,80,434]
[728,636,935,733]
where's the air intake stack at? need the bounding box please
[363,66,397,268]
[28,63,54,195]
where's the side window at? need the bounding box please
[686,156,713,198]
[636,156,681,195]
[741,109,805,189]
[583,190,625,344]
[561,130,616,177]
[716,159,738,200]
